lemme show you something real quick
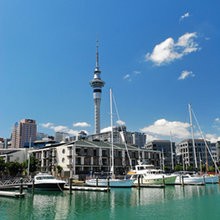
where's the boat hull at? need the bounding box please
[133,175,177,186]
[175,175,205,185]
[85,179,134,188]
[30,173,66,191]
[203,175,219,184]
[33,183,65,191]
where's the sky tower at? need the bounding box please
[90,42,105,134]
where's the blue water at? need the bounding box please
[0,185,220,220]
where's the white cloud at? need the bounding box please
[73,122,91,127]
[205,133,220,143]
[214,118,220,123]
[53,125,69,133]
[123,74,131,81]
[140,118,191,140]
[116,120,126,126]
[146,134,160,142]
[40,122,81,136]
[146,32,199,65]
[180,12,190,21]
[213,118,220,131]
[178,70,195,80]
[133,70,141,75]
[41,122,54,128]
[123,70,141,82]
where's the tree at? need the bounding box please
[22,155,39,175]
[174,164,183,171]
[56,165,63,177]
[0,157,6,177]
[5,161,23,177]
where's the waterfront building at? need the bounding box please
[210,142,218,163]
[11,119,37,148]
[0,140,3,149]
[176,139,215,171]
[216,141,220,162]
[145,140,176,171]
[90,42,105,134]
[29,140,161,179]
[0,148,27,163]
[33,140,57,148]
[129,131,146,148]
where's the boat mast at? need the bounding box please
[110,88,115,178]
[190,106,220,174]
[162,148,165,171]
[189,104,198,170]
[112,92,132,169]
[170,131,174,171]
[27,137,31,177]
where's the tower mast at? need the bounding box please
[90,41,105,134]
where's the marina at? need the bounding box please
[0,184,220,219]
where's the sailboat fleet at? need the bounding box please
[23,100,219,190]
[86,101,219,188]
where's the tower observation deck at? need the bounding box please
[90,42,105,134]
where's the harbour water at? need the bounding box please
[0,185,220,220]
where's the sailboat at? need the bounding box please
[85,88,134,188]
[187,104,219,184]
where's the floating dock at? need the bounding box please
[64,185,110,192]
[0,191,25,198]
[134,184,165,188]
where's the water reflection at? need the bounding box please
[0,185,220,219]
[28,192,69,219]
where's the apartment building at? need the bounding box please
[145,140,176,171]
[176,139,216,170]
[29,140,161,179]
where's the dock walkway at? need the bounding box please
[65,185,110,192]
[0,191,25,198]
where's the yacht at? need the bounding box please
[30,173,66,191]
[175,173,205,185]
[127,163,177,186]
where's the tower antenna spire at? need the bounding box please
[90,41,105,134]
[96,40,99,70]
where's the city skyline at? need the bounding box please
[1,1,220,143]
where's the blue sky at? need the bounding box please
[0,0,220,143]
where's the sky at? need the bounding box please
[0,0,220,143]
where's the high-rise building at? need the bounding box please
[11,119,37,148]
[90,42,105,134]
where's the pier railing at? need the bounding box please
[0,177,32,187]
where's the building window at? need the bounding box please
[62,149,65,154]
